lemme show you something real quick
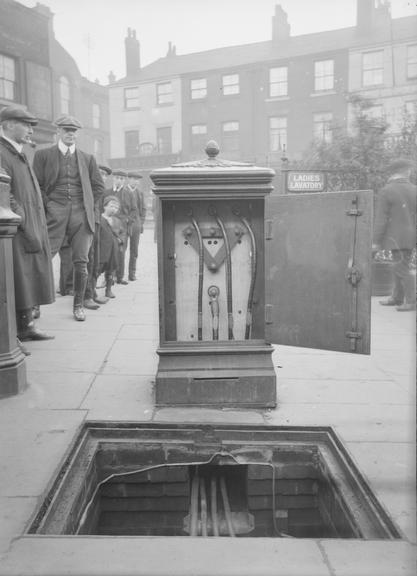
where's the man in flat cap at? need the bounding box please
[33,115,104,321]
[373,158,416,311]
[105,168,137,284]
[126,171,147,281]
[0,105,55,345]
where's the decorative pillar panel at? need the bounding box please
[0,167,27,397]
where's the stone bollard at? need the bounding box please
[0,164,27,396]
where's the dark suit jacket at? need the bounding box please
[33,145,104,232]
[374,177,416,250]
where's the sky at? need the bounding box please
[19,0,417,84]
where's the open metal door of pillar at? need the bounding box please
[265,190,373,354]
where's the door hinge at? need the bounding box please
[346,195,362,217]
[265,220,273,240]
[265,304,273,324]
[346,331,362,352]
[346,265,362,286]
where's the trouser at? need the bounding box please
[59,241,73,295]
[116,228,128,281]
[128,220,141,276]
[390,249,415,304]
[46,197,93,307]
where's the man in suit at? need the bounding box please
[373,158,416,311]
[33,115,104,321]
[0,105,55,347]
[126,171,147,281]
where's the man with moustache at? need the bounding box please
[0,106,54,347]
[33,115,104,321]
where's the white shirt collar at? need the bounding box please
[58,140,75,155]
[0,130,23,153]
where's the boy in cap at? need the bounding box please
[126,171,147,281]
[97,195,124,299]
[0,105,55,345]
[105,169,137,284]
[373,158,416,311]
[33,115,104,321]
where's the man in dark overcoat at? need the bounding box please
[373,158,416,311]
[33,115,104,321]
[126,171,147,281]
[0,105,54,342]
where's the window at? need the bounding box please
[157,126,172,153]
[94,138,103,161]
[125,130,140,157]
[314,60,334,91]
[366,105,384,120]
[59,76,70,114]
[406,45,417,79]
[124,87,139,109]
[221,121,239,153]
[405,101,417,118]
[362,51,384,86]
[269,117,287,152]
[157,82,173,105]
[0,54,16,100]
[313,112,333,143]
[222,74,239,96]
[190,124,207,154]
[269,66,288,97]
[191,124,207,135]
[92,104,100,129]
[191,78,207,99]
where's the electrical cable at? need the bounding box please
[210,475,219,536]
[200,477,208,536]
[210,207,234,339]
[77,448,290,537]
[238,213,257,339]
[220,475,235,537]
[189,213,204,340]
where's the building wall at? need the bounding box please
[0,0,110,161]
[348,37,417,135]
[109,77,182,160]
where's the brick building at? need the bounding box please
[108,0,416,191]
[0,0,109,161]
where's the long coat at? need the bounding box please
[0,137,55,310]
[33,145,104,233]
[374,177,416,250]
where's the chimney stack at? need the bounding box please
[125,28,140,77]
[272,5,290,44]
[356,0,391,35]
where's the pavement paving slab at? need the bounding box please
[0,230,415,575]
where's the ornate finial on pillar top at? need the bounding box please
[205,140,220,159]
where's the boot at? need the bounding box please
[92,276,108,304]
[105,274,116,299]
[17,308,54,341]
[128,257,137,281]
[73,269,88,321]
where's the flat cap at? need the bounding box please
[0,105,38,125]
[103,194,120,206]
[127,171,143,179]
[112,169,128,177]
[54,115,83,129]
[98,164,112,175]
[387,158,414,174]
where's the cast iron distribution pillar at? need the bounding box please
[0,164,27,396]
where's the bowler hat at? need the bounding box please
[0,105,38,125]
[54,115,83,130]
[112,169,128,177]
[99,164,112,175]
[127,171,143,179]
